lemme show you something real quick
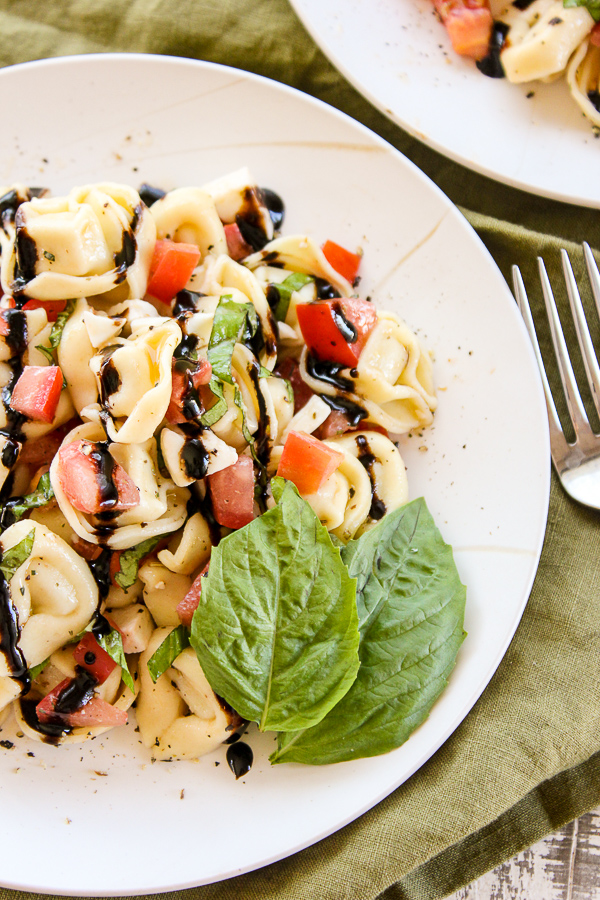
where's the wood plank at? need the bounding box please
[447,808,600,899]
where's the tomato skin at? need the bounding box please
[433,0,493,59]
[73,633,117,684]
[296,298,377,367]
[21,299,67,322]
[147,239,201,303]
[224,223,254,261]
[36,678,127,728]
[277,430,344,495]
[56,440,140,515]
[591,22,600,46]
[275,357,314,413]
[10,365,63,423]
[166,358,212,424]
[208,456,255,530]
[322,240,362,284]
[177,562,210,628]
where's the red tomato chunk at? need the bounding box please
[10,365,63,423]
[277,430,344,495]
[73,633,117,684]
[177,562,210,628]
[433,0,493,59]
[166,358,212,424]
[322,240,362,284]
[224,223,254,261]
[296,297,377,367]
[147,239,201,303]
[208,456,255,530]
[21,299,68,322]
[36,679,127,728]
[56,440,140,515]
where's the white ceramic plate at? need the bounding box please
[290,0,600,207]
[0,54,549,896]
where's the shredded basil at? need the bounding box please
[146,625,190,683]
[113,535,165,591]
[7,473,54,522]
[0,528,35,581]
[34,298,76,360]
[268,272,313,322]
[96,629,135,694]
[28,658,50,680]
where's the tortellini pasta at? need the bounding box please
[0,172,436,763]
[567,39,600,126]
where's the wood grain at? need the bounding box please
[447,808,600,899]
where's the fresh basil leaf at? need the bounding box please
[0,528,35,581]
[96,629,135,694]
[7,474,54,522]
[147,625,190,683]
[269,273,313,322]
[200,376,228,427]
[563,0,600,18]
[114,535,164,591]
[28,658,50,680]
[271,498,466,764]
[35,344,55,364]
[190,478,360,732]
[49,299,76,348]
[206,296,253,385]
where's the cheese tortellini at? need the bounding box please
[0,171,436,762]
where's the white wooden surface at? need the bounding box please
[446,808,600,899]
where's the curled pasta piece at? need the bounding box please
[50,422,189,550]
[14,647,137,744]
[497,0,593,82]
[157,511,213,575]
[325,431,409,534]
[58,299,100,414]
[137,627,241,760]
[244,235,353,298]
[84,317,182,443]
[299,310,436,434]
[269,440,372,540]
[150,187,227,259]
[1,183,156,301]
[159,425,238,487]
[0,519,98,711]
[139,561,192,627]
[567,39,600,126]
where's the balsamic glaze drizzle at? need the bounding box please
[355,434,387,520]
[226,741,253,779]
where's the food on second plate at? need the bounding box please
[0,170,465,768]
[431,0,600,127]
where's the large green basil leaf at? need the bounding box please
[190,478,360,732]
[271,498,466,764]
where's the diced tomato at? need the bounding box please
[36,678,127,728]
[56,440,140,515]
[109,550,123,586]
[166,358,213,424]
[296,297,377,367]
[274,357,314,413]
[71,536,103,561]
[208,456,255,530]
[147,239,201,303]
[433,0,493,59]
[591,22,600,47]
[10,366,63,423]
[277,431,344,495]
[73,633,117,684]
[315,410,353,439]
[21,298,68,322]
[177,562,210,628]
[224,223,254,261]
[18,418,79,466]
[322,240,362,284]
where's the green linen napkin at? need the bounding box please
[1,2,600,899]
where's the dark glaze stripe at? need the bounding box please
[181,439,209,480]
[0,570,28,683]
[355,434,387,520]
[54,668,98,715]
[260,188,285,231]
[19,698,68,742]
[476,22,509,78]
[89,442,120,509]
[306,354,354,393]
[331,302,357,343]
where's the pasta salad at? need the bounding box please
[432,0,600,127]
[0,171,465,769]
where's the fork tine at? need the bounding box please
[560,248,600,420]
[583,242,600,322]
[512,265,570,460]
[537,256,593,438]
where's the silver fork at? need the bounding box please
[513,243,600,509]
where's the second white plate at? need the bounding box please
[290,0,600,207]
